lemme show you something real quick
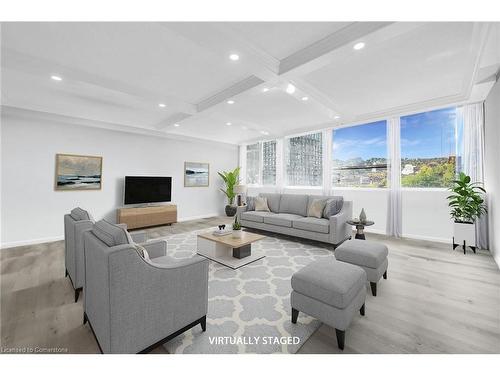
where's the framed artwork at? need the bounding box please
[184,162,209,187]
[55,153,103,191]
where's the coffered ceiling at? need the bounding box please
[1,22,499,145]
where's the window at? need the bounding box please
[246,143,260,185]
[245,140,277,185]
[332,121,387,188]
[262,140,276,185]
[400,107,457,188]
[286,132,323,186]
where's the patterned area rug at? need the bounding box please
[160,228,333,354]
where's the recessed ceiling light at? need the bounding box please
[51,75,62,81]
[227,100,235,104]
[226,122,232,126]
[158,103,166,108]
[260,130,269,135]
[229,54,240,61]
[262,87,269,93]
[353,42,365,50]
[173,123,180,127]
[301,96,309,101]
[286,84,296,94]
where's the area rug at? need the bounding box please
[157,228,333,354]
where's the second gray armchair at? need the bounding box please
[83,219,209,353]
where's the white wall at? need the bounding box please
[1,109,238,248]
[484,77,500,267]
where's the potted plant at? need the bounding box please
[218,167,240,216]
[232,216,242,238]
[447,172,486,253]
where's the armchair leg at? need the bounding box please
[360,303,365,316]
[200,315,207,332]
[65,269,68,277]
[74,288,81,303]
[291,308,299,324]
[383,270,387,279]
[83,312,88,325]
[335,329,345,350]
[370,282,377,296]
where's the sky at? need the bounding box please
[332,107,457,161]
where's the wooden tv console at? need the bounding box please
[117,205,177,229]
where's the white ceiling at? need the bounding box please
[1,22,499,145]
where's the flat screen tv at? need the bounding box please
[124,176,172,205]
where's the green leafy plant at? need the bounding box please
[447,172,486,224]
[233,216,241,230]
[218,167,240,205]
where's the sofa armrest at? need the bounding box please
[329,201,353,245]
[236,205,248,221]
[141,239,167,259]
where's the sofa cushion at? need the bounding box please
[70,207,91,221]
[323,196,344,218]
[292,217,330,234]
[307,198,327,218]
[241,211,272,223]
[259,193,281,213]
[291,258,366,309]
[278,194,308,216]
[264,213,303,227]
[335,240,388,269]
[92,220,132,247]
[254,196,270,212]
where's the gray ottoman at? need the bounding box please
[291,258,366,350]
[335,239,388,296]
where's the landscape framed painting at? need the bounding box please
[184,162,209,187]
[55,154,103,191]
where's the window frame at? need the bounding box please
[244,139,277,187]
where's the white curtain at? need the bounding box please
[386,117,402,237]
[459,103,489,249]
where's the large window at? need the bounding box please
[286,132,323,186]
[332,121,387,188]
[245,140,276,185]
[400,107,457,188]
[262,140,276,185]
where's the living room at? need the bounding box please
[1,0,500,371]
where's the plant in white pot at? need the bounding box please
[447,172,486,254]
[232,216,242,238]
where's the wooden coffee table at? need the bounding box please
[197,231,266,269]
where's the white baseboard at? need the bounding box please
[1,235,64,250]
[362,227,451,244]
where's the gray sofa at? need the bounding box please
[64,207,147,302]
[237,193,352,247]
[83,220,209,353]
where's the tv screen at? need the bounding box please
[124,176,172,205]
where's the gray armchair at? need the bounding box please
[64,208,147,302]
[83,220,209,353]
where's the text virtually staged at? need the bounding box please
[1,19,500,360]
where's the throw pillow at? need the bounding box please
[246,196,256,211]
[323,197,344,218]
[134,244,150,260]
[254,196,270,212]
[307,199,327,218]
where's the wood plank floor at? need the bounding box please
[1,217,499,354]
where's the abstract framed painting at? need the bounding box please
[55,154,103,191]
[184,162,209,187]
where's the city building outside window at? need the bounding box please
[286,132,323,186]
